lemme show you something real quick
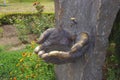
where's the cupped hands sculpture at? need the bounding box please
[34,27,89,64]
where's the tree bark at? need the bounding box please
[54,0,120,80]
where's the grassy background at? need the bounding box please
[0,0,53,3]
[0,1,54,14]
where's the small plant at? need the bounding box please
[107,68,116,80]
[33,2,44,14]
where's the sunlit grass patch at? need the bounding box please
[0,2,54,14]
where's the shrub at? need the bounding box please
[14,13,54,42]
[106,10,120,80]
[0,12,54,42]
[0,12,54,25]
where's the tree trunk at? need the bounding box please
[54,0,120,80]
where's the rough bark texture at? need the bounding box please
[54,0,120,80]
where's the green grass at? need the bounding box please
[0,2,54,14]
[0,45,55,80]
[0,50,23,79]
[0,0,53,3]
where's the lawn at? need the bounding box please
[0,2,54,14]
[0,44,55,80]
